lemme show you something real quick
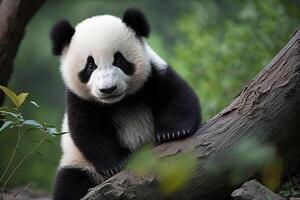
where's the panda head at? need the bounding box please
[50,8,152,104]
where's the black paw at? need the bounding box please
[100,158,128,177]
[155,129,192,144]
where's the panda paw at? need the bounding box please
[154,129,192,144]
[100,158,128,177]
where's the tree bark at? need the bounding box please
[0,0,45,106]
[83,29,300,200]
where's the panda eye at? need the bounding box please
[113,53,124,67]
[88,62,95,71]
[78,56,97,83]
[113,51,135,75]
[86,56,96,71]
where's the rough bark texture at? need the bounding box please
[0,0,45,106]
[1,186,50,200]
[231,180,285,200]
[83,29,300,200]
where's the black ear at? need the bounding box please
[50,20,75,56]
[122,8,150,38]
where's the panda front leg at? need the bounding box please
[53,133,102,200]
[152,67,201,144]
[53,166,97,200]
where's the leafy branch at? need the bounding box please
[0,86,65,199]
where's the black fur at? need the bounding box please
[50,20,75,55]
[113,51,135,75]
[53,167,96,200]
[122,8,150,38]
[78,56,97,83]
[67,90,131,175]
[148,65,201,143]
[138,64,201,143]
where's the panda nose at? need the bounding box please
[99,85,117,94]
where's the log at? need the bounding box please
[0,0,45,106]
[231,179,285,200]
[83,28,300,200]
[1,186,50,200]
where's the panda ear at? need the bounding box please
[50,20,75,56]
[122,8,150,38]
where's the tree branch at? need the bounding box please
[83,29,300,200]
[0,0,45,106]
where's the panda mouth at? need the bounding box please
[99,93,123,100]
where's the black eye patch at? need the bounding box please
[113,51,135,75]
[78,56,97,83]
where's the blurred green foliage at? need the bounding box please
[171,0,300,118]
[0,0,299,192]
[127,145,197,195]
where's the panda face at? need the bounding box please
[58,15,150,104]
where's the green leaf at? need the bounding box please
[0,106,16,112]
[0,121,14,132]
[157,153,197,195]
[17,93,29,107]
[0,111,19,119]
[46,127,57,133]
[30,101,40,108]
[23,120,43,128]
[0,86,19,107]
[50,131,68,136]
[126,144,158,175]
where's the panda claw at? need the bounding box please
[157,135,161,143]
[103,169,109,176]
[121,161,125,168]
[118,163,123,170]
[155,129,192,144]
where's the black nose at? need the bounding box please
[99,85,117,94]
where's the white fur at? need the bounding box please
[144,42,167,71]
[88,66,128,103]
[59,114,103,182]
[112,103,154,150]
[60,114,93,169]
[60,15,151,103]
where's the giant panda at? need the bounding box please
[50,8,201,200]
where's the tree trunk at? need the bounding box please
[83,29,300,200]
[0,0,45,106]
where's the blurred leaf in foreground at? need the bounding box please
[229,137,278,186]
[127,145,197,196]
[157,153,197,195]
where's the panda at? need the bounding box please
[50,8,201,200]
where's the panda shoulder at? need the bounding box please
[144,42,168,73]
